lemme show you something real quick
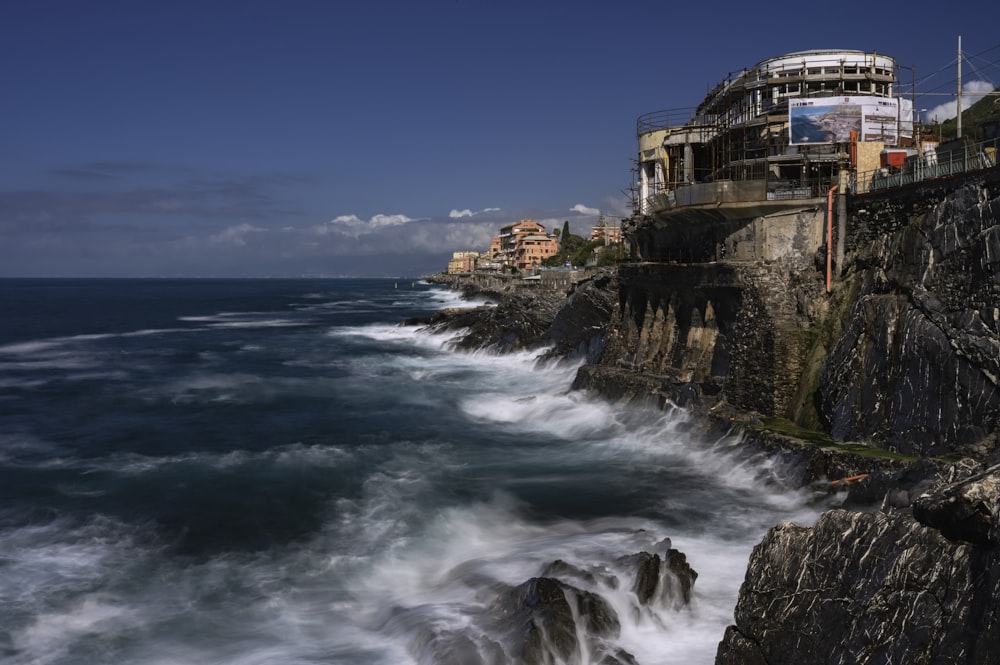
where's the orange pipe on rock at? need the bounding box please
[827,185,838,292]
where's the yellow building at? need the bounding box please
[446,251,479,275]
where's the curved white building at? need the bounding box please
[636,50,913,216]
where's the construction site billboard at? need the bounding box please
[789,96,906,146]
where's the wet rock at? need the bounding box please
[617,546,698,609]
[540,558,618,589]
[913,463,1000,545]
[451,290,565,353]
[627,551,660,605]
[539,270,618,363]
[414,270,618,359]
[715,506,1000,664]
[666,548,697,605]
[597,648,641,665]
[488,576,621,665]
[819,180,1000,456]
[405,305,495,332]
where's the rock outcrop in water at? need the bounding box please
[716,463,1000,665]
[485,540,698,665]
[397,538,697,665]
[417,269,617,359]
[489,577,625,665]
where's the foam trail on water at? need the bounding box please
[0,279,832,665]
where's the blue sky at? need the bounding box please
[3,1,999,277]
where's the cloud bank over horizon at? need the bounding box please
[0,162,622,277]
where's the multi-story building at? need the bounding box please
[631,49,912,268]
[446,251,479,275]
[495,219,559,272]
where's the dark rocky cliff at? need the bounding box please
[584,171,999,461]
[716,464,1000,665]
[713,171,1000,664]
[422,168,1000,664]
[416,270,617,359]
[819,175,1000,457]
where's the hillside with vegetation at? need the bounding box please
[932,85,1000,141]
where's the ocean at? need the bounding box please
[0,278,825,665]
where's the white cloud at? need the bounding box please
[300,212,498,256]
[449,207,502,219]
[370,213,414,228]
[321,213,416,238]
[924,80,995,123]
[331,214,363,225]
[207,223,266,246]
[570,203,600,216]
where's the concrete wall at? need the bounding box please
[721,209,824,264]
[632,206,825,266]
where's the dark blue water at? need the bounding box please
[0,278,823,664]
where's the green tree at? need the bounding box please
[570,239,603,267]
[541,229,590,267]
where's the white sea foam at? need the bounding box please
[0,329,191,356]
[0,426,823,665]
[177,310,313,329]
[0,282,832,665]
[0,329,193,376]
[423,286,495,310]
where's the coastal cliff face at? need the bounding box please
[578,224,826,419]
[589,172,1000,459]
[714,173,1000,664]
[424,169,1000,664]
[818,176,1000,456]
[582,171,1000,664]
[716,465,1000,665]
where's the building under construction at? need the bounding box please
[630,49,914,266]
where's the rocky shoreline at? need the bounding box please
[417,256,1000,663]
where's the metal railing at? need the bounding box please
[640,178,828,215]
[852,137,999,193]
[636,107,716,135]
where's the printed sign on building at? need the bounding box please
[789,96,906,146]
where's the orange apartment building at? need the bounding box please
[494,219,559,272]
